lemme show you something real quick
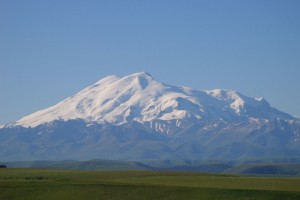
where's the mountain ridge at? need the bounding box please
[0,72,299,161]
[4,72,296,133]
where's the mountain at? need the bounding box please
[1,72,300,161]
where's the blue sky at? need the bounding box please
[1,0,300,124]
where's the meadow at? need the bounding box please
[1,169,300,200]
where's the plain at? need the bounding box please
[1,168,300,200]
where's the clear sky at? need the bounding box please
[1,0,300,124]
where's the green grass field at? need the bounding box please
[1,169,300,200]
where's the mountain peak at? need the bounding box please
[130,71,153,78]
[1,72,299,161]
[9,72,296,129]
[118,72,154,90]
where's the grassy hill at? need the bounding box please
[3,159,300,176]
[2,160,149,170]
[225,163,300,175]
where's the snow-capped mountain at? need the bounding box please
[0,72,299,161]
[10,72,294,134]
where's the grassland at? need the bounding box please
[1,169,300,200]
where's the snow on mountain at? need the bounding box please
[10,72,295,131]
[1,72,300,161]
